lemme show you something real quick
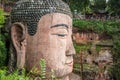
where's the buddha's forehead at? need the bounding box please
[37,13,72,30]
[41,13,72,24]
[11,0,72,36]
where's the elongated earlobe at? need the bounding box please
[11,22,27,70]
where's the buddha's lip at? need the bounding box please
[65,61,73,66]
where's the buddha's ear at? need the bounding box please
[11,22,27,52]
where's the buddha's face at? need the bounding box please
[15,13,75,77]
[26,13,75,77]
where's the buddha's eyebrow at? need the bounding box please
[50,24,68,28]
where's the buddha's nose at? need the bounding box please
[66,42,76,56]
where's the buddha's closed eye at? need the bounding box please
[57,33,67,38]
[51,33,67,39]
[51,27,68,39]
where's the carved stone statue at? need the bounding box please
[9,0,75,80]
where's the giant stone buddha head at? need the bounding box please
[10,0,75,79]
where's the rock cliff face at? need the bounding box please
[72,28,112,44]
[72,27,113,80]
[73,32,99,43]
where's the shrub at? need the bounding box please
[0,9,7,67]
[109,64,120,80]
[0,69,30,80]
[0,9,5,28]
[73,19,120,35]
[0,34,7,67]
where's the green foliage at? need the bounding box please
[74,43,91,53]
[107,0,120,16]
[111,42,120,80]
[90,0,107,12]
[73,19,120,35]
[0,8,8,67]
[112,40,120,63]
[63,0,90,13]
[96,46,101,52]
[0,69,30,80]
[109,64,120,80]
[63,0,107,13]
[40,59,46,79]
[0,34,7,67]
[62,0,120,16]
[39,59,59,80]
[0,59,60,80]
[0,9,5,28]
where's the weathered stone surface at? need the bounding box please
[10,0,75,80]
[73,31,99,44]
[11,0,72,36]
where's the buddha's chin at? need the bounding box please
[54,66,73,78]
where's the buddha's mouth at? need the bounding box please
[65,61,73,67]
